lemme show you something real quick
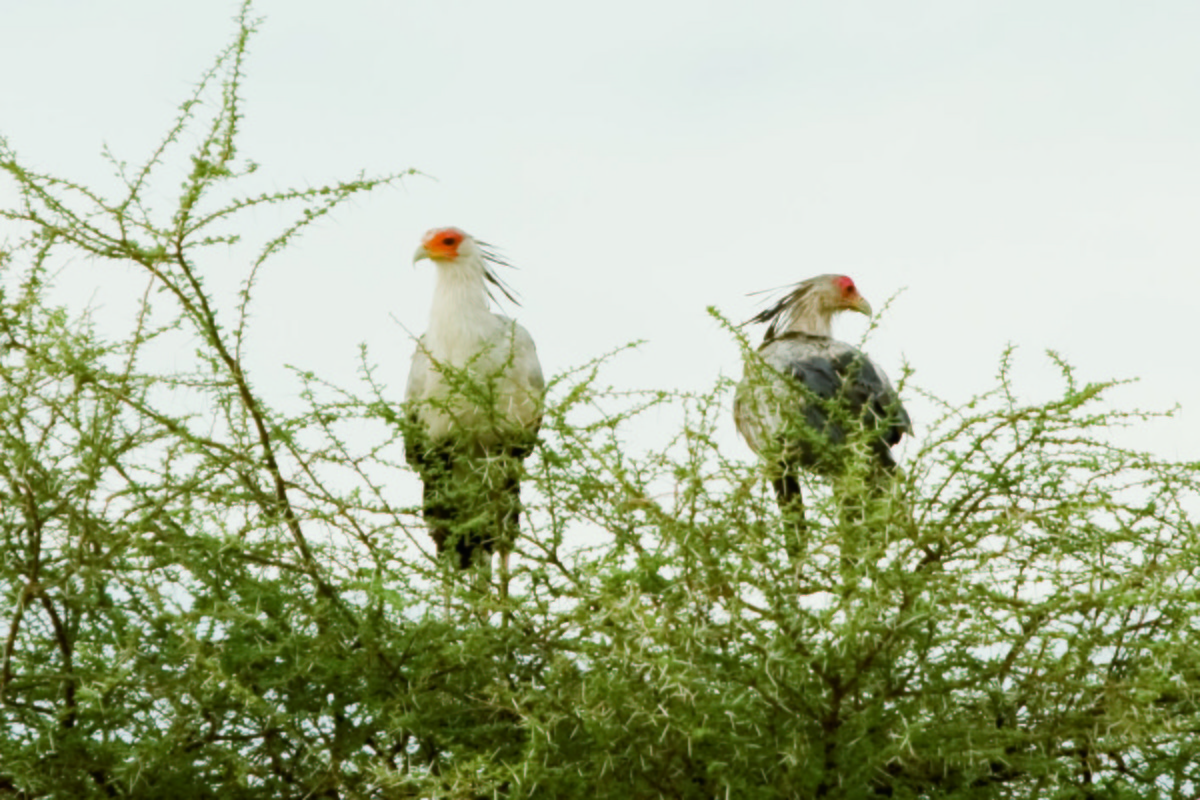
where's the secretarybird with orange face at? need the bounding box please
[404,227,544,594]
[734,274,911,561]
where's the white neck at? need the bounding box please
[782,293,834,337]
[426,257,495,362]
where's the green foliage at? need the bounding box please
[2,5,1198,798]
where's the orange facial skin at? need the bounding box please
[419,227,467,261]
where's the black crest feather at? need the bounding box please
[476,240,521,308]
[744,277,822,343]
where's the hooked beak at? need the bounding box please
[852,295,873,316]
[412,244,431,265]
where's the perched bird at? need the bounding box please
[734,274,911,556]
[404,227,544,585]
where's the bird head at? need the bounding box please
[412,226,521,306]
[748,273,873,340]
[827,275,872,317]
[414,226,474,264]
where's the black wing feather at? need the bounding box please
[773,336,909,471]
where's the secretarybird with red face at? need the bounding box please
[734,274,911,561]
[404,227,544,596]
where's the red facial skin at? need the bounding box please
[833,275,865,309]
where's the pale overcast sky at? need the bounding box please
[2,0,1198,470]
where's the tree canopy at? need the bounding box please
[2,6,1198,798]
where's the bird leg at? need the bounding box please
[496,549,513,628]
[498,549,510,603]
[494,467,523,616]
[772,466,807,569]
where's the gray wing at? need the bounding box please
[738,335,910,470]
[403,336,433,468]
[505,320,544,458]
[404,335,431,406]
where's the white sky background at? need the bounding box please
[2,0,1199,483]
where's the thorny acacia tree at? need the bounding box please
[2,7,1199,798]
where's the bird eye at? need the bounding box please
[442,236,457,246]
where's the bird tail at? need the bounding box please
[831,461,911,587]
